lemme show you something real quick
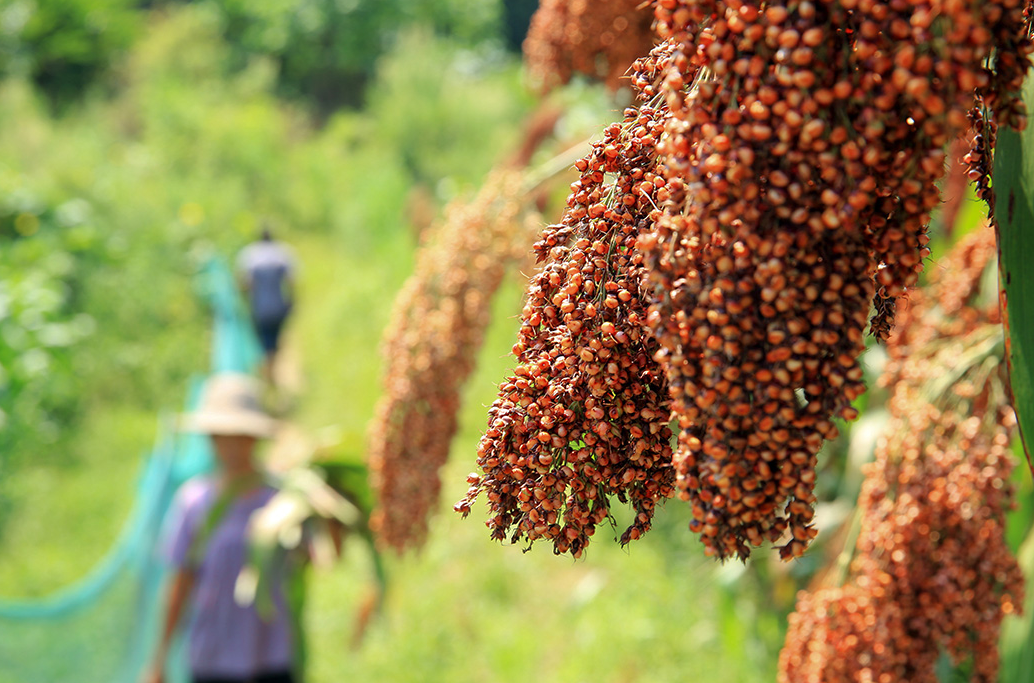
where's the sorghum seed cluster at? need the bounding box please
[523,0,656,93]
[966,105,998,216]
[637,0,1032,560]
[779,229,1024,683]
[369,170,537,552]
[643,0,875,561]
[456,45,680,558]
[965,0,1034,216]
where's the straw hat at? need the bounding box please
[181,373,277,438]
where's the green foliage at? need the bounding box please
[363,28,531,186]
[0,183,101,460]
[1001,526,1034,683]
[0,405,154,595]
[500,0,539,52]
[0,0,139,104]
[1,0,508,110]
[206,0,505,110]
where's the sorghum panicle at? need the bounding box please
[524,0,657,93]
[370,170,535,552]
[779,229,1024,683]
[456,44,682,557]
[639,0,1031,560]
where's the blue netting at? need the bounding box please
[0,256,262,683]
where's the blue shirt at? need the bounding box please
[237,241,295,324]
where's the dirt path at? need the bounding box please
[266,336,314,473]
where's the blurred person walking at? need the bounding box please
[145,373,301,683]
[237,227,296,389]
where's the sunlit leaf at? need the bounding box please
[991,71,1034,475]
[1001,526,1034,683]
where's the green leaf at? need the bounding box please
[1001,525,1034,683]
[994,67,1034,683]
[991,70,1034,476]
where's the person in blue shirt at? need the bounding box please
[237,227,296,388]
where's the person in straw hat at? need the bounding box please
[145,372,299,683]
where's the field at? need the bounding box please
[3,3,1034,683]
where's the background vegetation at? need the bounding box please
[0,2,1030,682]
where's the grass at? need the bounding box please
[0,405,155,596]
[286,229,416,447]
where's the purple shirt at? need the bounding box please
[165,477,295,678]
